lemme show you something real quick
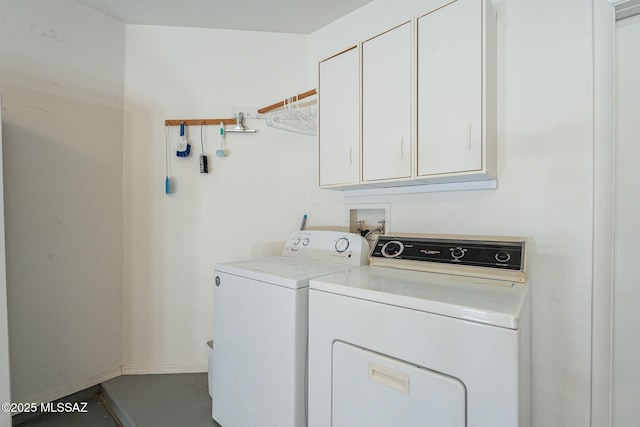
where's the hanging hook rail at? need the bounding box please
[163,88,317,127]
[164,118,237,126]
[258,88,317,114]
[165,113,255,133]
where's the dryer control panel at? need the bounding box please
[370,234,527,282]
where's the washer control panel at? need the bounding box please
[372,235,525,272]
[282,230,370,267]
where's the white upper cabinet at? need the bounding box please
[317,0,496,193]
[417,0,496,179]
[362,21,413,183]
[318,46,360,188]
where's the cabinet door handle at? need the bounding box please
[348,147,353,167]
[399,137,404,160]
[466,123,472,151]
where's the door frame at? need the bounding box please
[591,1,640,425]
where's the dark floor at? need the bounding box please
[12,385,117,427]
[13,374,219,427]
[14,394,118,427]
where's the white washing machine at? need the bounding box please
[308,234,530,427]
[211,230,370,427]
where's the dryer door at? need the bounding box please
[332,341,466,426]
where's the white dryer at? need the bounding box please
[308,234,530,427]
[211,230,369,427]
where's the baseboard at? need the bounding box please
[121,363,207,375]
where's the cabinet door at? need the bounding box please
[418,0,483,176]
[362,22,412,182]
[319,47,360,187]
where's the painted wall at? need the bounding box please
[306,0,594,425]
[0,95,11,427]
[122,26,309,372]
[0,0,124,403]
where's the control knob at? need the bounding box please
[335,237,350,253]
[450,247,466,260]
[381,241,404,258]
[495,251,511,263]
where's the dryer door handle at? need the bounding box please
[368,361,409,394]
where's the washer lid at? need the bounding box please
[309,266,528,329]
[215,256,358,289]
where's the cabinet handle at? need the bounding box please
[399,137,404,160]
[466,123,472,151]
[348,147,353,167]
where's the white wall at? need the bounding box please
[122,26,309,372]
[0,94,11,427]
[0,0,124,403]
[307,0,595,425]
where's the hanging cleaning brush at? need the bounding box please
[216,121,226,157]
[199,124,208,173]
[176,122,191,157]
[165,125,171,194]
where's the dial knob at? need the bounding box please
[293,238,300,245]
[335,237,350,253]
[302,238,310,246]
[495,251,511,263]
[450,247,466,259]
[381,241,404,258]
